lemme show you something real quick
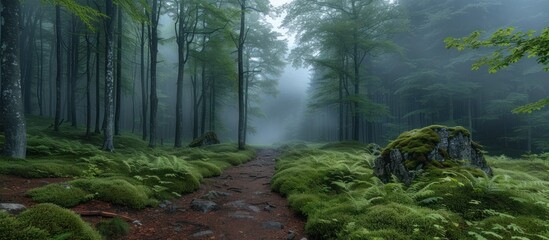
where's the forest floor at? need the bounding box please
[0,148,307,240]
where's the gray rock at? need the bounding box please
[263,221,284,229]
[287,230,296,240]
[191,230,214,238]
[201,190,231,200]
[229,211,254,219]
[191,199,219,213]
[374,126,492,185]
[0,203,26,214]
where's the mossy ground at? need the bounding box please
[0,116,255,238]
[273,142,549,239]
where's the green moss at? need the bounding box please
[189,161,222,177]
[0,212,50,240]
[319,141,371,154]
[18,203,102,240]
[382,125,473,157]
[96,217,130,240]
[273,145,549,239]
[382,126,441,156]
[70,178,152,209]
[27,183,94,207]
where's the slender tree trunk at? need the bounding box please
[140,20,147,140]
[243,52,249,144]
[237,0,246,150]
[191,66,198,139]
[70,19,80,128]
[38,15,44,116]
[94,29,101,133]
[210,77,215,131]
[115,7,122,135]
[86,34,92,136]
[200,63,207,135]
[174,2,185,147]
[102,0,115,151]
[149,0,162,148]
[54,5,62,131]
[1,0,26,158]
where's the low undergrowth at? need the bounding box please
[273,143,549,239]
[0,116,255,239]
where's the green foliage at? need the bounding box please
[27,183,94,208]
[96,217,130,240]
[17,203,102,240]
[273,145,549,239]
[445,27,549,113]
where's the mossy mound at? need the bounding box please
[374,125,492,185]
[17,203,102,240]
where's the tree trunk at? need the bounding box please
[54,5,62,131]
[174,2,185,147]
[94,29,101,134]
[237,0,246,150]
[1,0,27,158]
[38,15,44,116]
[70,19,80,128]
[200,63,207,135]
[243,51,249,145]
[115,7,122,135]
[86,34,92,136]
[191,66,198,139]
[102,0,115,151]
[149,0,161,148]
[140,20,147,140]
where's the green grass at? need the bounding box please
[273,142,549,239]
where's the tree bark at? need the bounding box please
[94,29,101,134]
[70,18,80,128]
[140,20,147,140]
[148,0,162,148]
[115,6,122,135]
[237,0,246,150]
[86,34,92,136]
[102,0,115,151]
[1,0,27,158]
[54,5,62,131]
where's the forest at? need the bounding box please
[1,0,549,239]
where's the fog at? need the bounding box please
[6,0,549,155]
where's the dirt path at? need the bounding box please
[1,149,306,240]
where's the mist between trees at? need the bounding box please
[1,0,549,158]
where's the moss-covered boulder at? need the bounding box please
[188,131,220,148]
[374,125,492,185]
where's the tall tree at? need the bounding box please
[102,0,116,151]
[54,5,62,131]
[115,6,123,135]
[1,0,27,158]
[172,0,199,147]
[148,0,163,148]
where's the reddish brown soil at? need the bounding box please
[0,149,307,240]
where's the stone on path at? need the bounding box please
[191,199,218,213]
[191,230,214,238]
[262,221,284,229]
